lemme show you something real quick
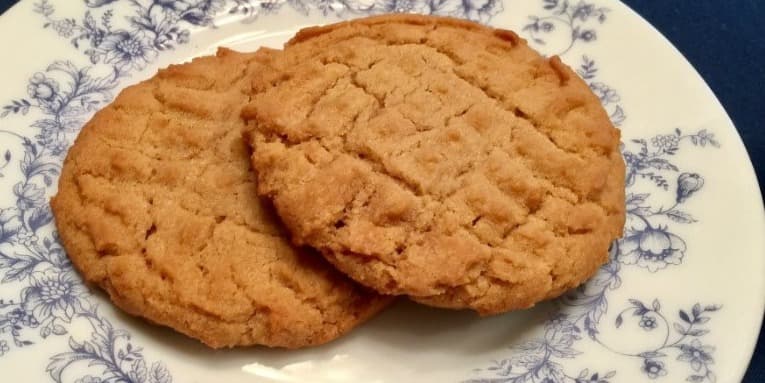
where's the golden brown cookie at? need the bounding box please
[51,48,390,349]
[243,15,626,315]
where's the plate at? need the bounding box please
[0,1,763,382]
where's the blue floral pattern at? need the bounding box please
[523,0,609,55]
[0,0,724,382]
[465,2,722,383]
[47,307,173,383]
[225,0,503,23]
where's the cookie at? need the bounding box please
[51,48,390,349]
[243,15,626,315]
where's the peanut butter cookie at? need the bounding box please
[243,15,626,315]
[51,48,390,348]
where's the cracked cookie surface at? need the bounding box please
[51,48,390,348]
[243,15,626,315]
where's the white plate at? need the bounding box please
[0,1,763,382]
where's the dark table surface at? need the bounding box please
[0,0,762,381]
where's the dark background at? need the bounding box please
[0,0,762,381]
